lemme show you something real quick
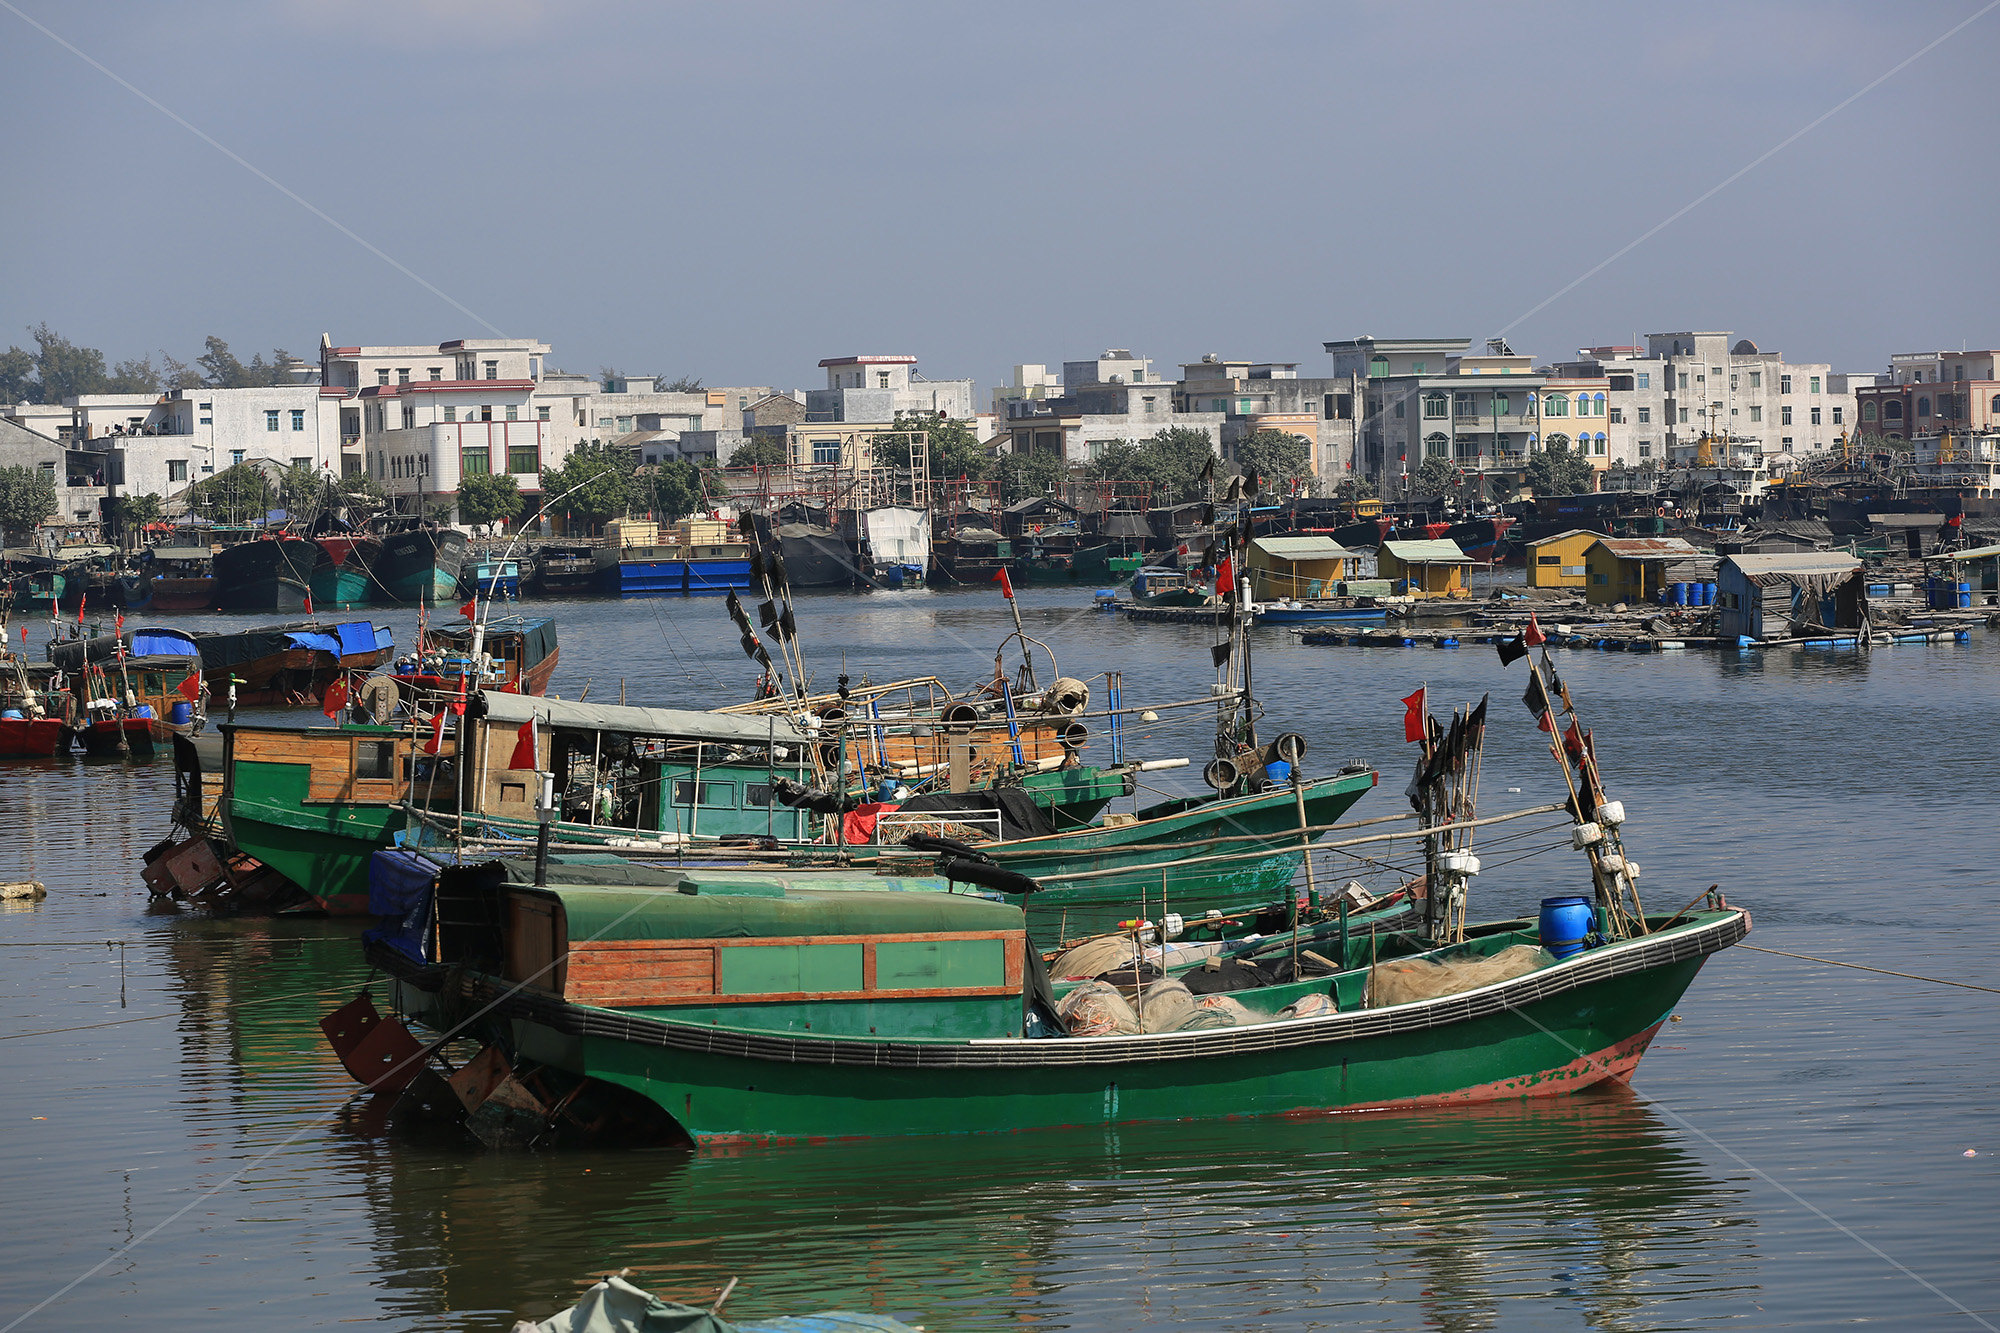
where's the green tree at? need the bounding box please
[1135,426,1219,504]
[991,449,1066,503]
[457,471,523,528]
[641,459,710,522]
[1330,476,1377,503]
[1076,438,1140,483]
[158,352,203,390]
[876,412,990,480]
[657,375,703,393]
[187,462,277,525]
[0,346,34,403]
[1234,429,1313,496]
[1411,455,1457,497]
[1525,440,1597,497]
[197,336,256,388]
[29,324,109,402]
[105,492,163,541]
[728,435,792,469]
[0,465,58,543]
[539,441,633,531]
[106,355,162,393]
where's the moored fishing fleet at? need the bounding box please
[0,484,1757,1156]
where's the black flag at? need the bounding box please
[739,631,760,660]
[1496,633,1527,666]
[1466,693,1489,737]
[778,605,797,640]
[1210,641,1233,668]
[1523,671,1550,722]
[757,600,778,630]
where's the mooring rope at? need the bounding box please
[1740,945,2000,995]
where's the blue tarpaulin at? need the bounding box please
[333,620,389,656]
[282,631,343,654]
[129,628,199,658]
[361,849,438,962]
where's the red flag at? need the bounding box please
[1561,719,1586,757]
[1401,686,1427,743]
[993,568,1014,600]
[459,598,477,621]
[1525,613,1546,646]
[1215,556,1234,595]
[115,611,124,634]
[507,714,539,769]
[449,673,467,717]
[424,709,448,755]
[322,674,349,719]
[304,593,314,616]
[77,594,86,625]
[177,671,203,703]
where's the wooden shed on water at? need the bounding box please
[1583,537,1701,606]
[1526,529,1602,589]
[1246,536,1356,600]
[1377,538,1472,597]
[1715,553,1867,642]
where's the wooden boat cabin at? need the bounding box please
[396,853,1030,1041]
[467,691,819,841]
[391,616,558,698]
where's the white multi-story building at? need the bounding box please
[806,355,975,424]
[1549,332,1860,472]
[1001,350,1225,464]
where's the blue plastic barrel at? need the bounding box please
[1,708,22,721]
[1539,896,1594,959]
[132,704,155,719]
[1958,581,1972,609]
[168,701,194,725]
[1703,582,1718,607]
[1671,582,1688,606]
[1264,759,1292,785]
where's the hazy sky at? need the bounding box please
[4,0,1996,393]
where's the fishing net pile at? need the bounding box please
[1363,943,1550,1009]
[1053,976,1338,1036]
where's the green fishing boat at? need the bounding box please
[353,852,1747,1146]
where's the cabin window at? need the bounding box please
[744,782,773,806]
[720,943,864,996]
[356,741,395,780]
[1537,555,1560,565]
[673,780,736,807]
[876,938,1007,990]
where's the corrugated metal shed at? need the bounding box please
[1251,536,1358,559]
[1527,528,1605,549]
[1380,538,1471,563]
[1591,537,1701,561]
[1722,553,1863,577]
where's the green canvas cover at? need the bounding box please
[508,874,1022,944]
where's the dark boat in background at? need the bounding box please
[213,536,316,612]
[145,544,219,611]
[45,627,206,753]
[192,620,394,706]
[774,522,856,588]
[931,526,1012,584]
[311,535,381,610]
[372,524,467,604]
[532,543,598,595]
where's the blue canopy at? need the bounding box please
[361,849,439,962]
[282,631,343,654]
[129,628,199,659]
[332,620,390,656]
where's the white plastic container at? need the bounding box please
[1594,800,1626,827]
[1571,822,1605,850]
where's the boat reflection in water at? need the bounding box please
[328,1088,1752,1331]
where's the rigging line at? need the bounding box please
[1502,1002,1997,1333]
[0,0,503,337]
[1498,0,1999,336]
[1739,945,2000,996]
[0,980,364,1042]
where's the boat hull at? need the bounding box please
[213,540,315,612]
[311,537,380,610]
[0,717,66,758]
[381,909,1748,1143]
[149,577,217,612]
[77,717,155,756]
[373,528,468,605]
